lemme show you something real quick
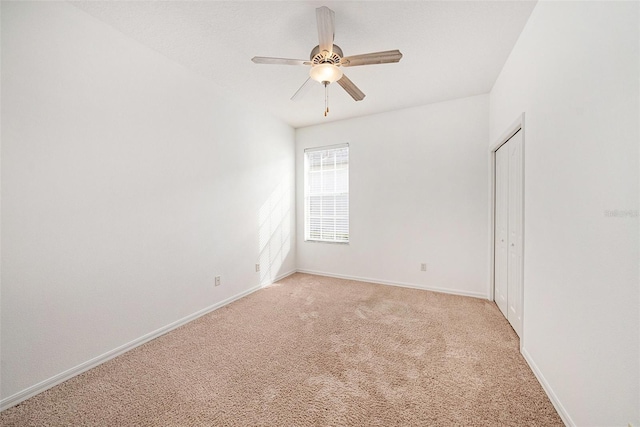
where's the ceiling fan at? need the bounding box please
[252,6,403,116]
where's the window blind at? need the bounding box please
[304,144,349,243]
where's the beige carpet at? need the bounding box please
[1,273,562,426]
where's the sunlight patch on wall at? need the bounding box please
[258,177,291,285]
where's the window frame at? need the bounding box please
[303,143,350,244]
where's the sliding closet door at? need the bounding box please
[494,129,523,337]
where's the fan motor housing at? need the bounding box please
[310,44,343,65]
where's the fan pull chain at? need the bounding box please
[324,81,329,117]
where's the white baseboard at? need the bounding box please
[521,346,573,427]
[0,276,288,412]
[296,269,488,299]
[261,269,297,287]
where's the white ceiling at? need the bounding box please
[71,1,537,128]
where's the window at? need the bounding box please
[304,144,349,243]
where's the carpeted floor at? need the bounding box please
[1,273,562,426]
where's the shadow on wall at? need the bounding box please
[258,177,291,285]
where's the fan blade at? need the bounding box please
[252,57,311,66]
[340,50,403,67]
[316,6,335,55]
[337,74,365,101]
[291,77,314,101]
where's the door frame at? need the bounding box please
[488,113,525,347]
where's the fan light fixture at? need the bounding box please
[309,63,343,83]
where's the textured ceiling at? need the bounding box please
[71,1,536,128]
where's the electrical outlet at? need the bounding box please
[420,263,427,271]
[255,263,260,272]
[215,276,221,286]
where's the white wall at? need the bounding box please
[490,2,639,426]
[1,1,295,402]
[296,95,489,298]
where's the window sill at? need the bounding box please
[304,239,350,245]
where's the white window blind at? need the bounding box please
[304,144,349,243]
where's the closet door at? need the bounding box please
[494,144,509,318]
[494,129,523,337]
[506,130,523,337]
